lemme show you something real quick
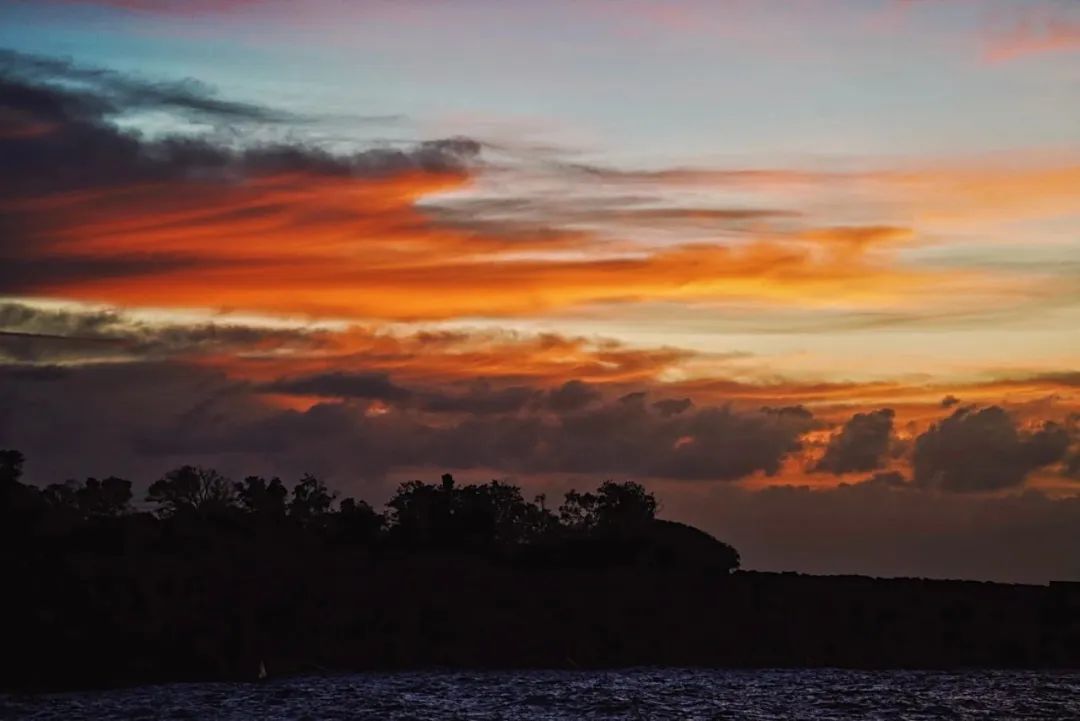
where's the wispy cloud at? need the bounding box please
[983,4,1080,62]
[5,52,1073,329]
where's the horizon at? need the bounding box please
[1,0,1078,585]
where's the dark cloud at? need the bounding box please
[0,256,216,296]
[0,301,323,363]
[0,359,814,486]
[1,302,128,338]
[3,353,1078,583]
[419,383,539,415]
[0,364,71,382]
[4,303,1073,497]
[761,405,816,423]
[813,408,894,475]
[533,398,814,481]
[652,397,692,417]
[0,328,129,364]
[425,194,799,237]
[0,48,290,124]
[0,360,268,483]
[548,161,853,188]
[0,51,479,195]
[997,372,1080,389]
[0,51,480,291]
[259,372,412,403]
[913,406,1069,492]
[941,394,960,408]
[545,380,600,412]
[259,375,574,417]
[1066,452,1080,479]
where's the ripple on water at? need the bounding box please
[2,669,1079,720]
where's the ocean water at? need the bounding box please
[2,669,1078,720]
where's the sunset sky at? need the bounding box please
[1,0,1078,582]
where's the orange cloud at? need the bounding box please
[179,317,1078,435]
[200,326,695,393]
[887,162,1080,225]
[36,237,971,321]
[12,165,1000,321]
[984,14,1080,62]
[10,158,1066,326]
[5,53,1070,328]
[5,298,1077,492]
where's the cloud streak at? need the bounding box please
[982,4,1080,62]
[5,51,1073,329]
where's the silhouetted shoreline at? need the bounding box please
[2,450,1077,692]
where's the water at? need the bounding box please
[3,669,1078,720]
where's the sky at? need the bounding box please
[1,0,1078,582]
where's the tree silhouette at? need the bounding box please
[384,474,564,550]
[455,480,538,548]
[42,480,80,510]
[386,478,455,548]
[288,473,336,525]
[335,497,384,543]
[0,449,24,486]
[147,465,234,517]
[558,488,597,531]
[594,480,657,530]
[80,477,132,517]
[234,476,288,518]
[0,449,41,523]
[558,481,657,533]
[41,477,131,524]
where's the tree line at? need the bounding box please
[0,448,738,569]
[3,448,1071,688]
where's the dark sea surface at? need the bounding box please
[3,669,1078,720]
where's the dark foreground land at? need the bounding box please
[1,451,1078,691]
